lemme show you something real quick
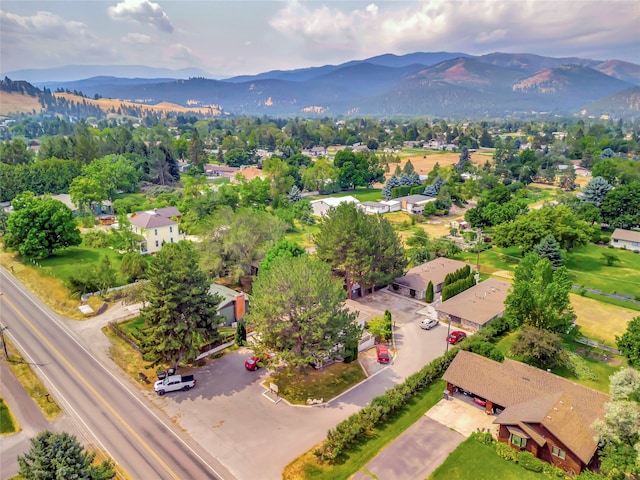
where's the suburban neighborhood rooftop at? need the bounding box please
[436,278,510,326]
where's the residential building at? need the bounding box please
[310,195,360,217]
[610,228,640,252]
[392,258,469,300]
[204,164,240,179]
[435,278,510,331]
[359,201,390,215]
[129,207,185,254]
[208,283,249,326]
[394,194,437,214]
[233,166,264,182]
[443,351,609,475]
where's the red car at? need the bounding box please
[245,355,270,371]
[376,344,390,364]
[447,331,467,345]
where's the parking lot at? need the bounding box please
[144,289,466,480]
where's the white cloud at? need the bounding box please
[109,0,173,33]
[122,32,152,44]
[163,43,200,65]
[269,0,640,63]
[0,9,91,43]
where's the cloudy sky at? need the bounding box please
[2,0,639,77]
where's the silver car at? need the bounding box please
[420,318,439,330]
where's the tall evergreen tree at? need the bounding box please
[18,431,115,480]
[140,241,223,368]
[534,234,563,267]
[425,280,434,303]
[456,146,470,172]
[581,176,613,207]
[188,128,206,171]
[382,174,401,199]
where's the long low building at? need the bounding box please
[435,278,510,331]
[392,258,469,300]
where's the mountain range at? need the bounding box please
[3,52,640,119]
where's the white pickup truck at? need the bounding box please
[153,374,196,395]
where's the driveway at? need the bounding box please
[351,417,464,480]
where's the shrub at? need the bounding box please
[517,450,544,472]
[565,352,598,381]
[82,229,109,248]
[496,442,518,462]
[470,430,494,446]
[467,340,505,362]
[425,281,434,303]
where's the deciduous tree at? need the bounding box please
[246,255,358,370]
[510,326,566,369]
[505,253,574,333]
[5,191,81,258]
[617,316,640,370]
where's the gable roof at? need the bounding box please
[436,278,510,326]
[395,194,435,204]
[611,228,640,243]
[209,283,242,308]
[443,351,609,465]
[153,206,181,218]
[395,258,468,291]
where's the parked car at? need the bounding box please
[420,318,439,330]
[245,355,270,371]
[153,375,196,395]
[376,344,390,364]
[447,331,467,344]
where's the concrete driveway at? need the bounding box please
[352,417,464,480]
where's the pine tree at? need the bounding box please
[424,174,445,197]
[288,185,303,202]
[18,431,115,480]
[456,146,470,172]
[581,176,613,207]
[382,174,400,199]
[535,235,563,267]
[140,241,223,368]
[235,321,247,346]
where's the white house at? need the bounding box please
[359,201,390,215]
[380,199,401,212]
[129,207,185,254]
[610,228,640,252]
[394,194,437,214]
[310,196,360,217]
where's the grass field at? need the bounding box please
[306,188,383,203]
[267,362,366,405]
[0,398,18,435]
[570,293,637,346]
[429,437,546,480]
[36,246,128,286]
[283,380,445,480]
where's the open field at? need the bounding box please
[54,92,222,116]
[429,437,546,480]
[571,293,637,346]
[0,91,41,115]
[393,151,484,177]
[36,246,127,286]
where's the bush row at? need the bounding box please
[469,432,565,478]
[314,349,459,461]
[444,265,472,286]
[441,274,475,301]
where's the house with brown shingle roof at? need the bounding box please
[610,228,640,252]
[129,208,185,254]
[435,278,510,331]
[391,258,469,300]
[442,351,609,475]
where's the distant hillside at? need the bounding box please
[578,87,640,119]
[3,65,214,83]
[3,52,639,119]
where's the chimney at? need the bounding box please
[234,292,246,320]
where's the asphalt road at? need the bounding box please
[0,269,234,480]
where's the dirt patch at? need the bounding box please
[492,270,513,279]
[391,152,484,178]
[574,347,623,366]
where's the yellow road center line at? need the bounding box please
[2,295,180,480]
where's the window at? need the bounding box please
[613,239,618,242]
[633,242,640,247]
[155,240,159,247]
[510,434,527,448]
[170,237,174,243]
[154,229,158,236]
[552,446,566,459]
[170,226,173,233]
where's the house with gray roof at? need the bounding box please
[209,283,249,325]
[435,278,510,331]
[443,351,609,475]
[129,208,185,254]
[392,258,469,300]
[394,194,436,214]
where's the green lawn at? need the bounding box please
[285,223,321,250]
[564,244,640,298]
[430,437,547,480]
[36,246,128,286]
[0,398,18,435]
[495,333,622,393]
[306,188,383,203]
[284,380,445,480]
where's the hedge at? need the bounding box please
[441,274,475,301]
[314,348,459,461]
